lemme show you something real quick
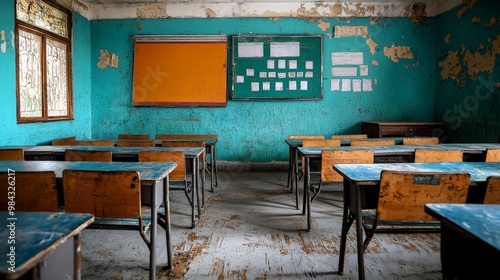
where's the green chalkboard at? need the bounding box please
[231,34,323,100]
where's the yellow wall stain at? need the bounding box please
[471,16,481,24]
[383,43,414,63]
[438,51,462,80]
[317,19,330,31]
[372,60,379,66]
[330,3,342,16]
[334,26,367,38]
[136,4,167,18]
[485,17,496,28]
[366,37,378,55]
[444,33,452,44]
[457,0,478,18]
[206,8,217,18]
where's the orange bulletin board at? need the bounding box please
[132,35,228,107]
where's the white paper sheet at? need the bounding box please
[251,82,260,92]
[363,79,373,91]
[278,60,286,69]
[331,52,364,65]
[289,60,298,69]
[246,68,254,76]
[360,65,369,76]
[268,72,276,78]
[305,61,314,70]
[238,42,264,58]
[300,81,308,91]
[305,71,313,78]
[236,75,244,83]
[331,67,358,77]
[296,72,304,78]
[275,82,283,91]
[267,60,275,69]
[288,72,296,78]
[270,42,300,57]
[289,81,297,90]
[262,82,271,91]
[259,72,267,78]
[331,79,340,91]
[278,72,286,78]
[352,79,362,92]
[341,79,351,91]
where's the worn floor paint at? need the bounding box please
[81,171,441,279]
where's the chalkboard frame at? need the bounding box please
[231,34,323,101]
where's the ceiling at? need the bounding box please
[81,0,439,4]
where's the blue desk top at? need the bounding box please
[333,162,500,183]
[425,204,500,251]
[298,143,500,157]
[1,145,204,158]
[0,212,94,277]
[0,161,177,184]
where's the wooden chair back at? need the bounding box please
[302,139,341,147]
[350,139,395,146]
[139,150,186,181]
[485,148,500,162]
[330,134,367,140]
[0,149,24,161]
[118,134,150,140]
[73,140,115,146]
[0,171,58,211]
[414,149,463,163]
[117,140,155,147]
[288,135,324,140]
[162,140,205,161]
[377,171,470,221]
[321,150,374,181]
[156,134,216,139]
[484,176,500,204]
[63,170,141,218]
[65,150,112,162]
[402,137,439,145]
[52,136,76,145]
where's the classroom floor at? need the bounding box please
[81,169,442,280]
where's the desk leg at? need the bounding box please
[74,233,82,280]
[354,185,366,280]
[287,145,293,191]
[150,183,158,280]
[192,158,200,227]
[163,177,173,270]
[213,144,218,188]
[338,179,358,276]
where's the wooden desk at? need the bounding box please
[296,143,500,230]
[0,161,176,280]
[333,162,500,280]
[425,204,500,280]
[362,121,445,138]
[1,145,205,225]
[0,212,94,280]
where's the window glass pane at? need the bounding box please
[18,29,43,118]
[46,38,68,117]
[16,0,68,38]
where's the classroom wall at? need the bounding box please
[0,0,92,146]
[434,0,500,143]
[90,17,436,162]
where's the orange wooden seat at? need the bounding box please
[331,134,367,140]
[51,136,76,145]
[350,139,395,146]
[485,148,500,162]
[484,176,500,204]
[118,134,150,140]
[117,140,155,147]
[402,137,439,145]
[73,140,115,146]
[0,149,24,160]
[414,149,463,163]
[65,150,112,162]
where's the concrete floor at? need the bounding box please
[81,169,442,280]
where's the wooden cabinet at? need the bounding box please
[362,121,445,138]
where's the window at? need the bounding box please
[15,0,73,123]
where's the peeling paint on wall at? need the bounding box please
[330,3,342,16]
[471,16,481,24]
[444,34,452,44]
[383,43,414,63]
[297,6,321,18]
[463,35,499,80]
[0,30,6,54]
[457,0,478,18]
[372,60,379,66]
[485,17,496,28]
[316,19,330,31]
[137,4,167,19]
[97,49,119,69]
[366,37,377,55]
[334,26,367,38]
[410,3,427,25]
[438,51,462,80]
[206,8,216,18]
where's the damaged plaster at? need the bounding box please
[439,35,500,81]
[485,17,496,28]
[137,3,167,19]
[410,3,427,24]
[383,43,414,63]
[334,26,367,38]
[457,0,478,18]
[316,19,330,31]
[366,37,377,55]
[97,49,119,69]
[444,34,452,44]
[0,30,6,54]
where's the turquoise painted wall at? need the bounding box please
[0,0,92,146]
[434,0,500,143]
[91,17,436,161]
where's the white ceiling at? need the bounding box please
[81,0,439,4]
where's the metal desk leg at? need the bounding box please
[150,183,158,280]
[213,143,218,188]
[163,177,173,270]
[355,185,366,280]
[287,145,293,191]
[338,178,352,275]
